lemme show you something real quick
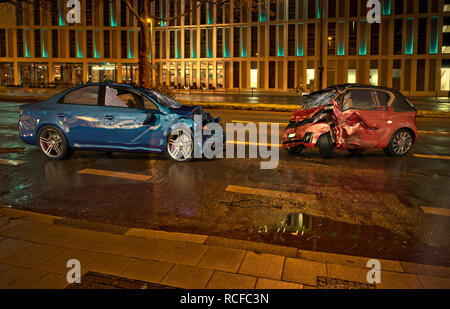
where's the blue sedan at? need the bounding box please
[18,83,222,162]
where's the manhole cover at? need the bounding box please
[317,276,376,289]
[65,272,178,289]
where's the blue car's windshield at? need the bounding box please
[139,88,183,109]
[302,90,337,109]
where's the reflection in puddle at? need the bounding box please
[258,212,450,266]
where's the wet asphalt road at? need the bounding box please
[0,101,449,266]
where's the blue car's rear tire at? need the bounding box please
[37,125,72,160]
[166,128,194,162]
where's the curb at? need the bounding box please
[1,95,448,118]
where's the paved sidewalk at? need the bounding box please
[0,207,449,289]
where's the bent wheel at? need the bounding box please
[167,129,194,162]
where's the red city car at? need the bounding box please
[282,84,418,158]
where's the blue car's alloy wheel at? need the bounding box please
[38,126,72,160]
[167,129,194,162]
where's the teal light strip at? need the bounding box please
[149,30,152,59]
[430,17,439,55]
[359,21,367,56]
[224,30,229,58]
[297,23,304,57]
[42,29,48,58]
[337,21,345,56]
[58,0,65,26]
[111,1,117,27]
[160,0,165,27]
[259,3,267,21]
[94,30,100,58]
[24,29,30,57]
[317,0,320,19]
[277,25,284,56]
[128,30,134,59]
[382,0,391,16]
[76,30,83,58]
[207,4,213,24]
[241,27,247,57]
[405,18,414,55]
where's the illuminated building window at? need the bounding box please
[441,60,450,91]
[327,23,336,56]
[348,61,356,83]
[370,60,378,86]
[445,0,450,12]
[443,17,450,54]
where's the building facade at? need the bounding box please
[0,0,450,96]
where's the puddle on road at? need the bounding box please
[254,212,450,266]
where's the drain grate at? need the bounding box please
[317,276,376,289]
[65,272,178,289]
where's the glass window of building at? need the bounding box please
[445,0,450,12]
[201,4,207,24]
[155,31,160,59]
[53,63,83,86]
[327,23,336,56]
[416,60,425,92]
[349,0,357,17]
[185,30,191,58]
[1,29,8,56]
[270,1,277,21]
[34,0,40,25]
[170,31,175,58]
[0,63,14,86]
[69,30,76,58]
[406,0,414,14]
[268,61,276,88]
[418,0,428,13]
[289,0,296,20]
[88,63,117,83]
[34,30,41,58]
[307,24,315,56]
[233,62,239,88]
[328,0,336,18]
[288,61,295,88]
[121,31,127,58]
[393,19,402,55]
[443,17,450,54]
[370,23,379,55]
[251,26,258,57]
[103,0,110,26]
[269,25,276,57]
[392,60,401,90]
[120,1,127,27]
[348,21,357,56]
[217,28,223,58]
[348,60,356,83]
[104,30,110,58]
[369,60,378,86]
[233,27,240,58]
[52,30,59,58]
[87,30,93,58]
[395,0,404,14]
[19,63,49,87]
[417,18,427,55]
[288,24,295,56]
[217,63,223,88]
[217,5,223,24]
[201,29,207,58]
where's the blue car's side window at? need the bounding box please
[62,86,99,106]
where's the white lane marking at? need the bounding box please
[421,206,450,217]
[418,130,450,136]
[0,159,25,166]
[78,168,151,181]
[413,154,450,160]
[225,185,316,202]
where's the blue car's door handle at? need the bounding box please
[58,113,66,118]
[105,115,115,120]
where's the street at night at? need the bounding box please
[1,101,449,267]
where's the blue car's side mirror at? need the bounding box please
[143,112,156,126]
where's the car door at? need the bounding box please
[339,88,388,148]
[100,85,164,152]
[56,85,106,148]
